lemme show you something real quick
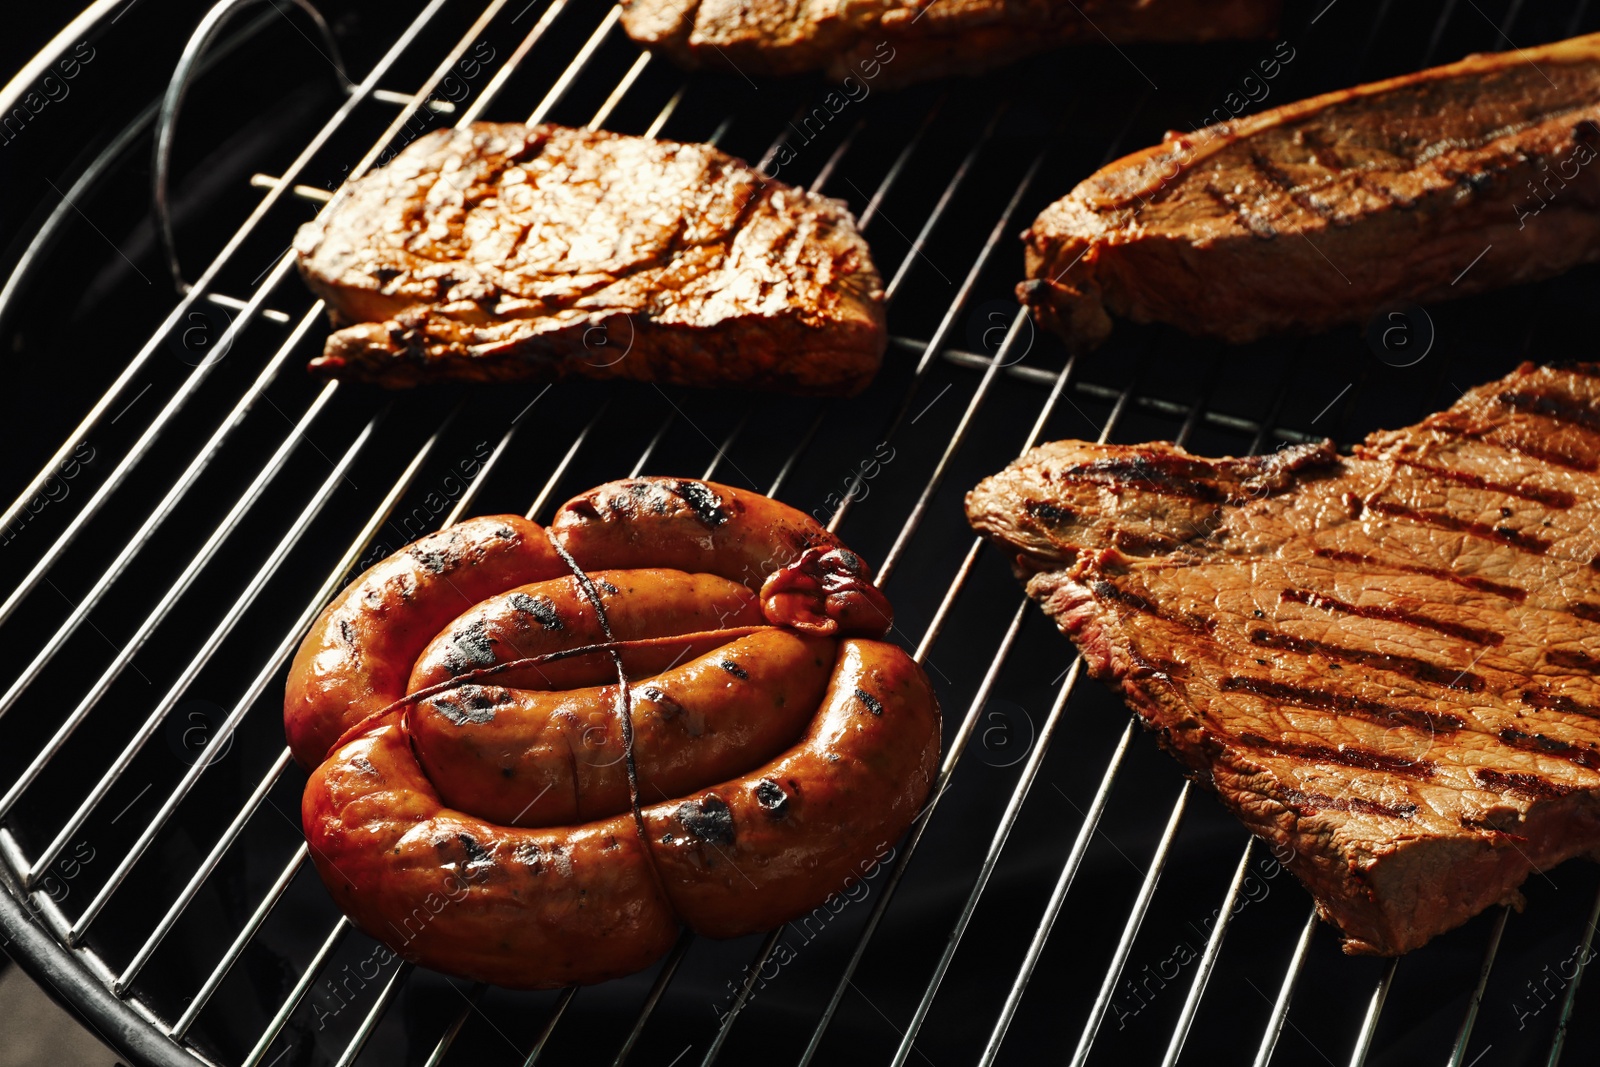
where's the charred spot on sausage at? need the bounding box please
[509,592,564,630]
[430,686,501,725]
[674,480,730,527]
[442,620,497,675]
[408,538,464,574]
[855,688,884,716]
[677,795,736,846]
[753,779,789,818]
[643,686,684,721]
[720,660,749,680]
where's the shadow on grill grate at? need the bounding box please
[2,0,1599,1064]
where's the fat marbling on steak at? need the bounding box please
[967,363,1600,956]
[1021,33,1600,350]
[294,123,886,394]
[619,0,1280,86]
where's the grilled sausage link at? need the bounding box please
[289,478,939,989]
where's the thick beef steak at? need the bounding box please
[1020,33,1600,350]
[967,363,1600,955]
[619,0,1280,87]
[295,123,886,394]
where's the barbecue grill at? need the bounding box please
[3,1,1598,1063]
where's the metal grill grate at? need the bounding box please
[3,1,1600,1064]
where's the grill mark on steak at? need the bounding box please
[1056,455,1229,502]
[1310,547,1527,602]
[1236,732,1435,777]
[1467,429,1599,473]
[1092,580,1216,634]
[1473,767,1576,800]
[1522,690,1600,720]
[1279,587,1505,646]
[1364,500,1551,555]
[967,363,1600,956]
[1497,727,1600,772]
[1547,648,1600,672]
[1275,786,1418,820]
[1220,676,1464,733]
[1248,628,1485,692]
[1385,458,1577,509]
[1498,389,1600,434]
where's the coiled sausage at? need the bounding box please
[290,478,938,988]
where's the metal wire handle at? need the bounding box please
[152,0,350,293]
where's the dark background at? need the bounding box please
[3,2,1600,1066]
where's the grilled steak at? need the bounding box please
[1020,34,1600,350]
[620,0,1280,87]
[294,123,886,394]
[967,363,1600,956]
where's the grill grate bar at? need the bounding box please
[247,907,353,1066]
[113,749,293,994]
[701,413,752,482]
[62,403,385,933]
[631,413,680,478]
[794,598,1033,1067]
[1346,959,1399,1067]
[0,252,294,636]
[1159,838,1258,1067]
[1250,907,1320,1067]
[874,306,1027,582]
[888,659,1086,1066]
[0,0,454,543]
[827,132,1048,537]
[1446,906,1510,1067]
[978,720,1134,1066]
[23,377,354,885]
[171,842,311,1039]
[882,343,1158,1059]
[527,403,611,521]
[611,930,695,1067]
[334,961,415,1067]
[1069,783,1193,1067]
[524,5,622,125]
[856,99,943,230]
[119,403,465,1004]
[460,0,574,125]
[589,52,653,130]
[424,983,485,1066]
[810,116,865,193]
[522,986,578,1065]
[881,104,1005,305]
[0,304,323,778]
[699,928,785,1066]
[1546,880,1600,1065]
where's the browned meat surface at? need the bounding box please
[967,363,1600,956]
[1021,34,1600,350]
[620,0,1280,86]
[294,123,885,394]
